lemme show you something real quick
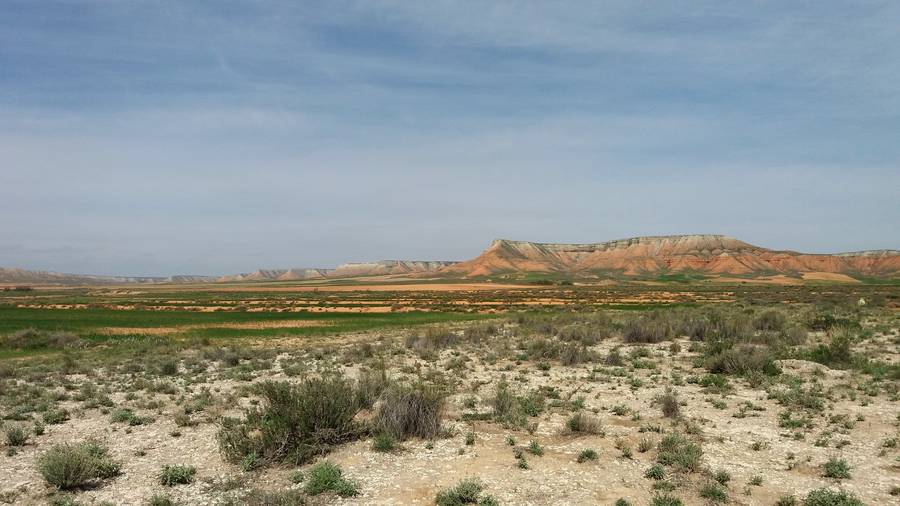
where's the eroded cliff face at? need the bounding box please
[441,235,900,278]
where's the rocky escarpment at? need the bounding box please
[441,235,900,278]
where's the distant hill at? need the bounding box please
[0,260,458,286]
[440,235,900,279]
[216,268,334,282]
[330,260,458,278]
[0,267,217,285]
[2,235,897,285]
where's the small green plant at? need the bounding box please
[565,411,603,434]
[656,389,680,418]
[5,424,28,446]
[465,431,476,445]
[713,469,731,485]
[822,457,851,479]
[372,433,397,452]
[699,482,728,503]
[435,478,497,506]
[577,448,597,463]
[775,495,798,506]
[146,494,175,506]
[159,464,196,486]
[650,493,683,506]
[748,475,763,486]
[110,409,151,426]
[645,464,665,480]
[304,461,359,497]
[289,470,304,484]
[526,440,543,456]
[656,433,702,473]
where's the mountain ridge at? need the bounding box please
[441,235,900,278]
[2,235,898,285]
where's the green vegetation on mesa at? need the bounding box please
[0,307,496,343]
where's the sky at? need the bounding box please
[1,1,898,276]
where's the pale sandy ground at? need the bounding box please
[2,326,898,505]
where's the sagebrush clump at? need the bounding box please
[217,377,363,469]
[37,440,121,490]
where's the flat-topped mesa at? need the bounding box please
[445,235,900,278]
[217,268,333,282]
[488,234,763,256]
[835,250,900,258]
[330,260,458,278]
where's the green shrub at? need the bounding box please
[623,314,672,343]
[802,488,863,506]
[754,310,787,331]
[822,457,851,479]
[713,469,731,485]
[704,345,780,376]
[5,424,28,446]
[565,412,603,434]
[158,360,178,376]
[159,464,196,486]
[576,448,597,463]
[435,478,497,506]
[43,408,70,425]
[650,494,683,506]
[217,377,363,469]
[37,441,121,490]
[48,496,81,506]
[234,489,306,505]
[655,389,680,418]
[110,408,151,426]
[491,380,544,428]
[372,432,397,452]
[644,464,665,480]
[656,433,702,473]
[776,496,798,506]
[805,327,855,368]
[146,494,176,506]
[375,382,445,440]
[304,461,359,497]
[699,482,728,503]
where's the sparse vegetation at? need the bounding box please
[159,464,196,486]
[1,285,897,504]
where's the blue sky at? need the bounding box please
[1,1,898,276]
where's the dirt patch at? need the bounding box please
[801,272,861,283]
